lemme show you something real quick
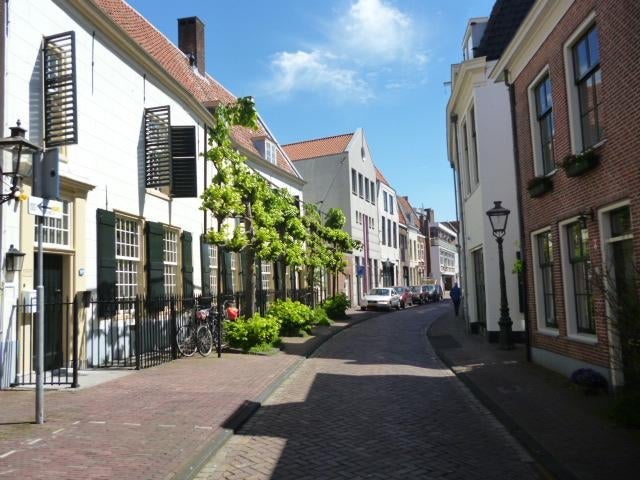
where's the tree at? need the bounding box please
[324,208,362,297]
[201,97,306,317]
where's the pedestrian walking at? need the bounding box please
[450,283,461,316]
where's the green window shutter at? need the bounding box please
[96,209,116,301]
[43,31,78,147]
[146,221,165,299]
[200,235,211,296]
[223,250,233,295]
[170,126,197,198]
[181,231,193,298]
[144,106,171,187]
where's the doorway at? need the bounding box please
[34,253,64,370]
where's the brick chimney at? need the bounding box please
[178,16,205,75]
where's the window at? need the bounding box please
[381,215,386,244]
[462,121,471,194]
[602,205,635,318]
[352,169,357,194]
[373,259,379,287]
[534,230,557,328]
[115,217,140,301]
[230,252,237,292]
[371,180,376,205]
[566,221,594,334]
[470,107,479,185]
[209,244,218,296]
[387,219,392,248]
[383,191,388,212]
[393,222,397,248]
[35,200,71,247]
[358,173,364,198]
[261,262,271,291]
[389,196,394,215]
[365,179,370,202]
[163,228,179,295]
[534,76,555,174]
[265,141,277,164]
[572,26,603,149]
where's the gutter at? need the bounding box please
[505,71,531,362]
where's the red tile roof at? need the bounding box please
[92,0,300,179]
[398,196,419,228]
[282,134,354,161]
[375,167,391,187]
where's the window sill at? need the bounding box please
[146,188,170,201]
[566,333,598,345]
[536,327,560,337]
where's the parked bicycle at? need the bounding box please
[176,298,237,358]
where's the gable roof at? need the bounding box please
[398,196,420,229]
[375,167,391,188]
[92,0,300,179]
[475,0,535,61]
[282,134,354,161]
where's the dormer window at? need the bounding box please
[265,140,277,164]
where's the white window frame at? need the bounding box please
[528,66,558,177]
[35,199,73,249]
[265,140,277,164]
[558,216,597,343]
[209,244,218,296]
[563,12,601,154]
[351,168,357,194]
[163,228,179,296]
[531,227,559,335]
[115,215,141,301]
[261,262,272,291]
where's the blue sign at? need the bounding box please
[356,265,366,277]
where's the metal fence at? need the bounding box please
[10,288,330,387]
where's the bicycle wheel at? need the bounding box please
[196,325,213,357]
[176,325,197,357]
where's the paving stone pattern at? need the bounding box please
[196,304,541,479]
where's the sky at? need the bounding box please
[127,0,496,222]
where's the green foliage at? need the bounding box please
[311,306,332,326]
[223,314,280,352]
[267,299,314,336]
[323,293,350,320]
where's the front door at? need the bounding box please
[34,254,64,370]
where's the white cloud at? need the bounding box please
[335,0,426,66]
[263,0,428,101]
[267,50,373,102]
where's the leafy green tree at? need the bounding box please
[324,208,362,297]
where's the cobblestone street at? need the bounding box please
[195,304,541,479]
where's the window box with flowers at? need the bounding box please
[527,175,553,198]
[560,149,599,177]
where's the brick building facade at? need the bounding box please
[493,0,640,386]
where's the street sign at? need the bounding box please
[356,265,366,277]
[28,195,63,219]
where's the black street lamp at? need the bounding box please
[486,201,514,350]
[0,120,39,204]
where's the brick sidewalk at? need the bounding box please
[0,309,376,479]
[428,304,640,480]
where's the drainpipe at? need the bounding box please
[505,70,531,362]
[451,114,470,332]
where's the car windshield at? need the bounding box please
[423,285,435,292]
[369,288,391,296]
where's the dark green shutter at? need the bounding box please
[223,250,233,295]
[43,31,78,147]
[200,235,211,297]
[170,126,197,197]
[146,221,165,300]
[181,231,193,298]
[144,106,171,187]
[96,209,116,302]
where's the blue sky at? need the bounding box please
[127,0,495,221]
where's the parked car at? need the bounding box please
[422,284,443,302]
[392,286,413,308]
[360,287,400,311]
[410,286,423,304]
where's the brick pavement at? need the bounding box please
[0,310,374,479]
[195,302,541,479]
[429,304,640,480]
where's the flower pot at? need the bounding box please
[527,177,553,198]
[563,151,599,177]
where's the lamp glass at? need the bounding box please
[5,245,26,272]
[486,201,510,238]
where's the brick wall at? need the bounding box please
[514,0,640,368]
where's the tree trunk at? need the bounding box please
[242,247,256,317]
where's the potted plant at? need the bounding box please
[560,149,599,177]
[527,175,553,198]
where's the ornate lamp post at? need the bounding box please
[0,120,39,204]
[486,201,514,350]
